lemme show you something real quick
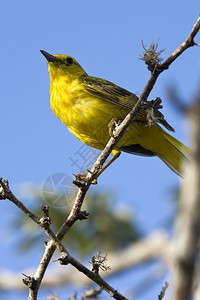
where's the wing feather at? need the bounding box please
[82,76,138,110]
[82,75,174,132]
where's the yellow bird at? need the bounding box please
[41,50,189,177]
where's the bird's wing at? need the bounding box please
[82,76,138,110]
[82,76,175,132]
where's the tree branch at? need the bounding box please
[0,178,40,224]
[160,16,200,70]
[158,281,169,300]
[0,183,128,300]
[0,230,169,290]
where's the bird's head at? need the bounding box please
[40,50,87,81]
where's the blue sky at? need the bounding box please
[1,1,200,299]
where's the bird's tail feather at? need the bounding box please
[157,131,190,177]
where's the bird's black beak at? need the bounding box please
[40,50,57,62]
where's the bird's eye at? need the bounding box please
[66,57,74,65]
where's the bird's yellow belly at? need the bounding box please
[50,86,141,150]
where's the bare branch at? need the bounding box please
[0,230,168,290]
[0,178,40,224]
[0,183,128,300]
[158,281,169,300]
[160,16,200,70]
[60,254,128,300]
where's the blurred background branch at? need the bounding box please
[171,91,200,300]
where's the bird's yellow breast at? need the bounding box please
[50,77,140,150]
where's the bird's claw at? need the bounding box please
[74,172,98,185]
[108,118,123,137]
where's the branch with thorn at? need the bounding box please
[0,178,127,300]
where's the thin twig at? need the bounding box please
[40,222,127,299]
[0,178,40,224]
[160,16,200,70]
[158,281,169,300]
[0,229,169,290]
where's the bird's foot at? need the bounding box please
[73,172,98,185]
[108,118,123,137]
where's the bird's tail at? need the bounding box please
[156,130,190,177]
